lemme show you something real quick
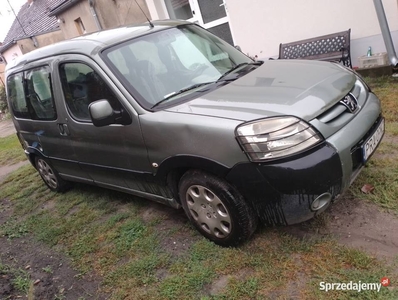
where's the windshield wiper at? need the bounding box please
[151,82,214,109]
[217,61,263,82]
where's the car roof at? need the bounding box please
[5,19,190,72]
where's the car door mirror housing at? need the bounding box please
[89,99,117,127]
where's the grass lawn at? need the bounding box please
[0,76,397,299]
[0,134,26,165]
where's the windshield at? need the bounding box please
[102,24,252,109]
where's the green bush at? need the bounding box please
[0,85,8,113]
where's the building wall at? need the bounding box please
[57,1,98,39]
[0,63,5,87]
[56,0,151,39]
[146,0,168,19]
[0,30,64,85]
[95,0,150,28]
[17,30,65,54]
[2,44,23,65]
[226,0,398,64]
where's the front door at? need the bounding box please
[55,54,152,191]
[163,0,234,45]
[191,0,234,45]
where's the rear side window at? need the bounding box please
[25,67,57,120]
[59,62,121,122]
[7,67,57,120]
[7,74,29,119]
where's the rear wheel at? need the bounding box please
[35,156,69,192]
[179,170,257,246]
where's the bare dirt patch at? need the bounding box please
[283,195,398,259]
[208,275,229,296]
[326,196,398,258]
[141,203,199,257]
[0,119,16,138]
[205,268,255,297]
[0,161,29,184]
[0,236,107,300]
[1,187,107,299]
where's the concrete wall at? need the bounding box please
[57,1,98,39]
[95,0,150,28]
[226,0,398,63]
[351,30,398,67]
[17,30,64,54]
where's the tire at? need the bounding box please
[35,156,69,192]
[178,170,258,247]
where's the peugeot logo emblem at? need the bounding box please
[340,93,358,113]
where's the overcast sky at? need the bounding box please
[0,0,28,42]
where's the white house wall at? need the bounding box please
[2,44,23,64]
[226,0,398,66]
[147,0,169,19]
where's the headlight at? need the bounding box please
[236,116,323,161]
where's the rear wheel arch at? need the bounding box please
[28,152,36,167]
[34,156,70,192]
[25,148,70,192]
[25,146,45,168]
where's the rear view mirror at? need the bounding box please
[89,99,116,127]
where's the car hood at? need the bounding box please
[165,60,356,122]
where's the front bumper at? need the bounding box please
[326,93,383,191]
[226,92,383,226]
[226,143,343,225]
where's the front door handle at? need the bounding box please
[58,123,70,136]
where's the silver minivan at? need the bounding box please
[6,20,384,246]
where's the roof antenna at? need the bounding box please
[134,0,154,28]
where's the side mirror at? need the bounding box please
[89,99,116,127]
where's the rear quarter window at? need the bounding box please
[25,67,57,120]
[7,73,30,119]
[7,66,57,120]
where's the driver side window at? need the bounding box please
[59,62,121,122]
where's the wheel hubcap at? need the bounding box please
[37,159,58,189]
[186,185,232,238]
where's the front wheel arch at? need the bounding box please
[157,155,232,204]
[178,169,258,246]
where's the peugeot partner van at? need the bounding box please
[6,20,384,246]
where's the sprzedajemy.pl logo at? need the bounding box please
[319,277,390,293]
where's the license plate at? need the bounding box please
[362,118,384,162]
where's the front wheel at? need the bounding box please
[179,170,258,246]
[35,156,69,192]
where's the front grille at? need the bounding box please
[317,79,365,125]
